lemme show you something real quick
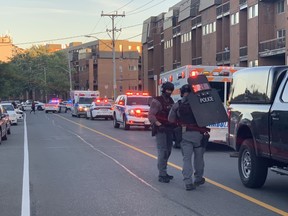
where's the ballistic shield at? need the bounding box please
[186,74,228,127]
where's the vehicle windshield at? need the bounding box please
[79,97,94,104]
[126,97,152,105]
[2,104,14,111]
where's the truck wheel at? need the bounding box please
[238,139,268,188]
[123,115,130,130]
[113,114,120,128]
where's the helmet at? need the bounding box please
[161,82,174,93]
[180,84,191,97]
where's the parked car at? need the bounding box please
[0,103,18,125]
[0,105,9,144]
[15,108,24,120]
[86,98,113,120]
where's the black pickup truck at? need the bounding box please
[227,66,288,188]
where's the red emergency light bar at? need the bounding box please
[189,70,199,77]
[169,75,173,82]
[126,92,149,96]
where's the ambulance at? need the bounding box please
[158,65,245,144]
[70,90,100,117]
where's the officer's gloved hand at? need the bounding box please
[158,125,166,133]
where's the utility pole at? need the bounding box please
[101,11,125,100]
[67,51,72,91]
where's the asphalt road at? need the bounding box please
[0,111,287,216]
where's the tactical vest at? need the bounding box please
[178,100,197,125]
[154,96,174,126]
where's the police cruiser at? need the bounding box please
[86,98,113,120]
[113,92,152,130]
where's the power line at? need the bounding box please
[126,0,170,16]
[126,0,155,14]
[114,0,135,12]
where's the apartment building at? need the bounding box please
[0,35,23,62]
[142,0,287,95]
[66,39,142,99]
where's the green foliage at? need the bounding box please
[0,45,71,100]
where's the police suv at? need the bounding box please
[113,92,152,130]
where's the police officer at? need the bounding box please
[168,84,209,190]
[148,82,175,183]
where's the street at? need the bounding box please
[0,111,287,216]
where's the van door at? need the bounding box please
[270,78,288,163]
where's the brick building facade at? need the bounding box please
[0,35,23,62]
[142,0,287,95]
[66,40,142,99]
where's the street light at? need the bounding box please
[85,35,116,100]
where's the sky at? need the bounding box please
[0,0,180,49]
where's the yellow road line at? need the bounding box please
[57,115,288,216]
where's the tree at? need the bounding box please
[6,45,72,101]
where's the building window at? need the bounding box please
[129,65,137,71]
[128,45,132,50]
[277,0,284,13]
[119,44,122,52]
[231,12,239,25]
[277,29,286,38]
[249,4,258,19]
[136,46,141,53]
[249,60,258,67]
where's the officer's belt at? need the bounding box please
[181,124,210,134]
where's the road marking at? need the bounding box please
[59,125,159,193]
[21,114,30,216]
[57,115,288,216]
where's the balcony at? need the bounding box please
[216,2,230,18]
[192,57,202,65]
[216,51,230,65]
[192,16,202,29]
[148,40,154,50]
[173,25,181,38]
[259,37,286,57]
[148,69,154,77]
[239,46,248,61]
[239,0,247,10]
